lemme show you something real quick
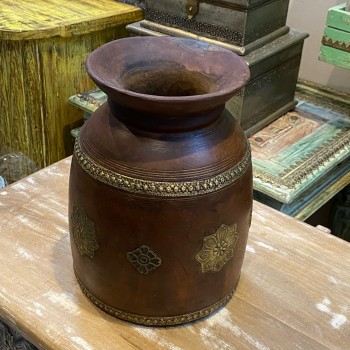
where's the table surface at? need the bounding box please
[0,157,350,350]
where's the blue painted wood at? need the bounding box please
[251,101,350,205]
[254,159,350,218]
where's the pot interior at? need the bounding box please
[122,63,218,97]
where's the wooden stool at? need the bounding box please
[0,0,143,168]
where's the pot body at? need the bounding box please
[68,37,252,325]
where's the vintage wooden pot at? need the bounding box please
[69,36,252,326]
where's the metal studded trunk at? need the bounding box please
[143,0,290,53]
[68,37,253,326]
[226,29,308,136]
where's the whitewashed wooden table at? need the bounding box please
[0,157,350,349]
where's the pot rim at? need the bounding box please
[85,37,250,108]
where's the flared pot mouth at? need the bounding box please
[86,37,250,115]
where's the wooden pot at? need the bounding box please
[69,37,252,325]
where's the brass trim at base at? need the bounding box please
[75,271,235,326]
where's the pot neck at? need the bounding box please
[108,98,225,133]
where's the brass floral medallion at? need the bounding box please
[127,245,161,274]
[196,224,238,273]
[71,206,99,259]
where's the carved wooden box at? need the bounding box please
[142,0,290,54]
[226,29,308,135]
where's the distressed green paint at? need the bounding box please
[323,27,350,52]
[326,4,350,33]
[320,45,350,70]
[321,4,350,68]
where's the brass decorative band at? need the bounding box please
[75,271,234,326]
[74,138,251,197]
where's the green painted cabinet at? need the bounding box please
[319,3,350,70]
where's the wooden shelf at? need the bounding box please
[68,81,350,221]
